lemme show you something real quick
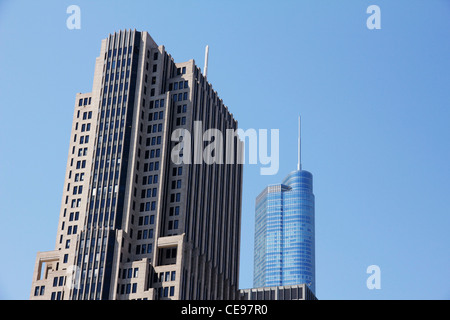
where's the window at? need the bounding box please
[152,64,157,72]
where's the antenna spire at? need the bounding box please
[298,116,302,171]
[203,45,209,78]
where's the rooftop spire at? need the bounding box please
[298,116,302,171]
[203,45,209,78]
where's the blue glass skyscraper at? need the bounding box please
[253,118,316,294]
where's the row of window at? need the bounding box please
[149,99,165,109]
[145,123,163,134]
[169,206,180,216]
[139,201,156,212]
[70,198,82,208]
[154,271,176,283]
[176,116,186,126]
[101,95,128,107]
[170,193,181,203]
[177,104,187,114]
[172,92,188,102]
[169,80,189,91]
[142,148,160,159]
[157,286,176,298]
[142,174,158,185]
[53,276,65,287]
[142,161,159,172]
[120,267,139,279]
[76,110,92,120]
[135,243,152,255]
[168,220,179,230]
[171,180,182,189]
[75,160,86,169]
[107,58,131,70]
[148,111,164,121]
[74,123,91,132]
[145,136,162,147]
[138,215,155,226]
[107,46,133,58]
[141,188,157,199]
[73,185,83,195]
[51,291,64,300]
[34,286,45,296]
[77,147,88,157]
[78,97,92,107]
[61,222,78,235]
[118,283,138,295]
[104,81,129,94]
[137,228,153,240]
[68,211,80,221]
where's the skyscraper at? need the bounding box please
[253,118,316,294]
[30,30,243,300]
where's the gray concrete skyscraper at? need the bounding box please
[30,30,243,300]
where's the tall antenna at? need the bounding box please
[298,116,302,171]
[203,45,209,78]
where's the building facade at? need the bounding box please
[239,284,316,301]
[30,30,243,300]
[253,169,315,294]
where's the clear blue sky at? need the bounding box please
[1,0,449,300]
